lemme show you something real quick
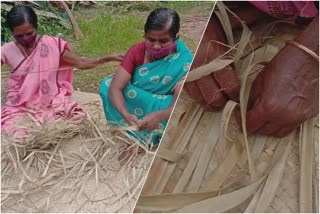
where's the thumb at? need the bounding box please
[235,98,268,134]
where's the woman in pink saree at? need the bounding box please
[1,5,123,137]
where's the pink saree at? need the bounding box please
[250,1,318,23]
[1,35,85,137]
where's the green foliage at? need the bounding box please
[165,1,215,14]
[75,10,144,57]
[1,2,72,44]
[117,1,214,14]
[69,1,215,92]
[1,10,12,43]
[1,1,215,93]
[72,10,146,92]
[37,15,71,37]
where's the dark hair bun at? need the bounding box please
[144,8,180,39]
[6,5,38,32]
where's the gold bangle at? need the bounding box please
[286,40,319,62]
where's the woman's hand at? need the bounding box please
[61,51,124,70]
[109,67,134,125]
[123,113,140,126]
[184,15,240,111]
[184,3,272,111]
[235,17,319,137]
[139,112,163,131]
[100,53,125,63]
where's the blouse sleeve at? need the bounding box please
[58,38,71,56]
[120,45,137,75]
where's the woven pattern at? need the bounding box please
[138,95,318,213]
[136,2,319,212]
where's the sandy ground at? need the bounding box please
[1,91,154,213]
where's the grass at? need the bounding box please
[1,1,215,95]
[71,1,215,93]
[71,9,145,93]
[76,11,144,57]
[153,1,214,14]
[84,1,215,15]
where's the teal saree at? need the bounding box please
[99,39,193,146]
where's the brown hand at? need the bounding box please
[123,113,139,126]
[236,17,319,137]
[140,112,161,131]
[184,14,240,111]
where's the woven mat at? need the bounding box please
[136,7,319,212]
[138,94,319,213]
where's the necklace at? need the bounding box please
[19,46,30,58]
[16,36,39,57]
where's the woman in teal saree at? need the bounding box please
[99,8,193,153]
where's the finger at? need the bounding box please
[237,106,274,135]
[130,118,140,127]
[236,106,298,137]
[200,103,221,112]
[253,108,301,136]
[141,123,152,131]
[146,124,156,131]
[254,121,280,136]
[196,75,227,110]
[138,121,146,129]
[213,67,240,101]
[184,83,216,111]
[247,69,266,109]
[118,148,134,166]
[273,124,299,138]
[245,104,270,133]
[139,119,151,130]
[152,122,160,130]
[131,114,139,122]
[149,121,159,131]
[128,120,136,126]
[184,81,213,108]
[124,117,133,125]
[139,123,146,130]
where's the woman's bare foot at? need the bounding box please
[118,145,146,166]
[118,147,134,166]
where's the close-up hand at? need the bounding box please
[111,53,125,62]
[184,15,240,111]
[101,53,125,63]
[123,113,140,127]
[235,17,319,137]
[139,112,162,131]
